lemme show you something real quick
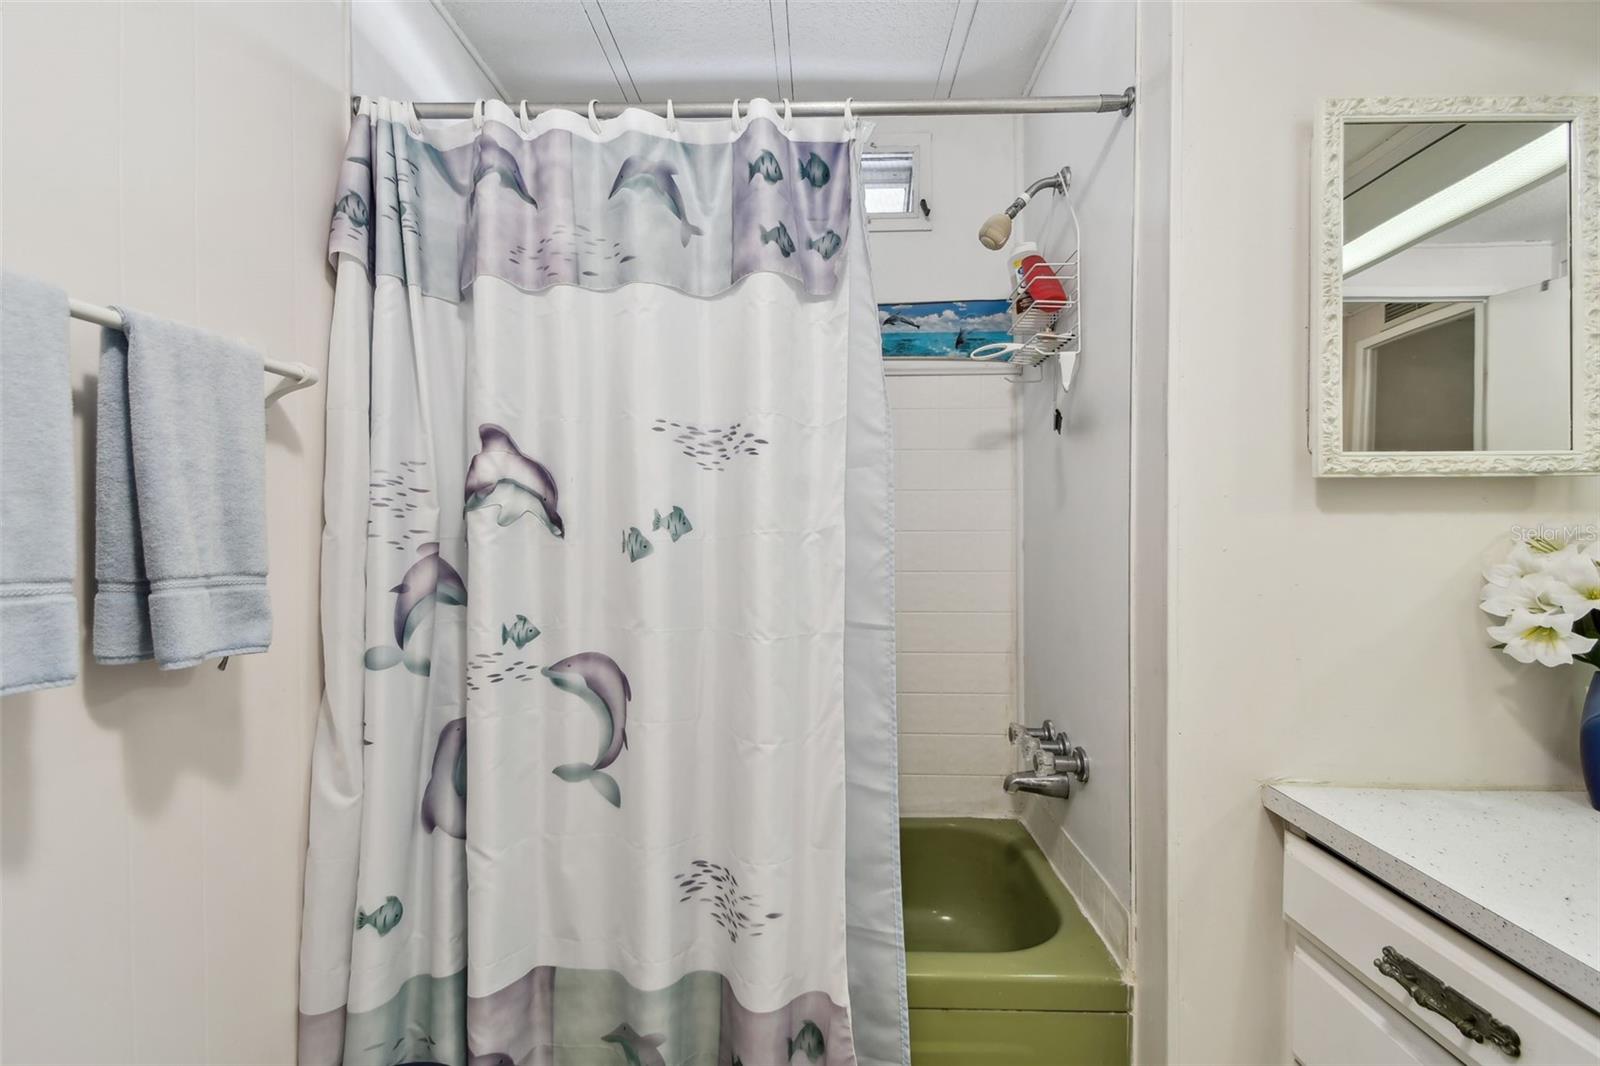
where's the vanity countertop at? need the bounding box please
[1262,784,1600,1013]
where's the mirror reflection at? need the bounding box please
[1342,120,1571,452]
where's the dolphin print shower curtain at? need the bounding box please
[298,99,906,1066]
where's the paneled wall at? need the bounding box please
[0,3,346,1061]
[889,375,1017,817]
[1162,3,1599,1062]
[1016,0,1138,963]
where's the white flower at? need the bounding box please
[1543,553,1600,618]
[1487,610,1597,668]
[1483,543,1552,588]
[1480,571,1564,618]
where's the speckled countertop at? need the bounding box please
[1263,785,1600,1013]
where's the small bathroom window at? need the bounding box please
[864,134,933,232]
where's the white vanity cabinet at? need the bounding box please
[1265,787,1600,1066]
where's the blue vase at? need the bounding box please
[1583,671,1600,811]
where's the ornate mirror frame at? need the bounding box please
[1312,95,1600,477]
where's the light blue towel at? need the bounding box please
[94,309,271,668]
[0,272,79,695]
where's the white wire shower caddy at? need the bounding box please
[970,183,1083,393]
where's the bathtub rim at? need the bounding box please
[899,816,1129,1014]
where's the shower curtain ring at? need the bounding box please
[842,97,857,135]
[403,101,423,137]
[665,99,678,133]
[587,99,603,134]
[518,99,532,134]
[731,98,742,130]
[471,99,485,130]
[781,98,793,132]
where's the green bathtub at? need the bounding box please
[900,818,1130,1065]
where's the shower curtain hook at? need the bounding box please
[842,97,858,136]
[518,99,532,134]
[471,99,485,130]
[781,98,793,132]
[404,101,423,137]
[587,99,603,134]
[731,98,742,131]
[665,99,678,133]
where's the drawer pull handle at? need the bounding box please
[1374,946,1522,1059]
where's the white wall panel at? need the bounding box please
[0,2,345,1060]
[1164,3,1599,1062]
[1018,0,1138,928]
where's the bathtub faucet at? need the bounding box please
[1004,720,1089,800]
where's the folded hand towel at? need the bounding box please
[94,309,270,668]
[0,272,79,695]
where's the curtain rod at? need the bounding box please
[67,298,320,404]
[355,90,1136,120]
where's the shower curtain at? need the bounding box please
[298,99,906,1066]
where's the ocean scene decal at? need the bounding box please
[879,299,1011,359]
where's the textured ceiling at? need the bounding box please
[438,0,1070,103]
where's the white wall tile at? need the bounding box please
[896,532,1011,572]
[895,448,1013,491]
[899,734,1014,776]
[896,612,1012,653]
[899,775,1019,818]
[899,693,1013,735]
[896,490,1014,531]
[896,571,1013,612]
[891,407,1016,452]
[886,374,1015,410]
[898,652,1012,694]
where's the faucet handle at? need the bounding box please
[1007,720,1058,744]
[1038,745,1090,784]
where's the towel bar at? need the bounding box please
[66,297,319,404]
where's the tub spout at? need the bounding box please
[1004,771,1074,799]
[1002,723,1090,801]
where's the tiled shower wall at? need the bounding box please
[890,375,1018,817]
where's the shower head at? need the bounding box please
[978,167,1072,251]
[978,211,1014,250]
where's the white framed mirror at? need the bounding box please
[1312,95,1599,476]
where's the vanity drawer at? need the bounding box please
[1284,834,1600,1065]
[1292,938,1458,1065]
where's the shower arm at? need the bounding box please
[1001,167,1072,222]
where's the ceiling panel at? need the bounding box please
[600,1,785,100]
[440,1,630,103]
[952,0,1068,97]
[441,0,1071,106]
[784,0,961,98]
